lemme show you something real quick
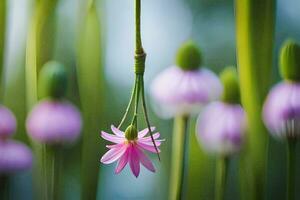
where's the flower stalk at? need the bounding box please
[286,140,296,200]
[0,175,9,200]
[169,116,189,200]
[117,0,160,158]
[235,0,276,199]
[215,156,228,200]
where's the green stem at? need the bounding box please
[169,116,189,200]
[43,145,63,200]
[135,0,143,54]
[286,140,296,200]
[132,76,141,127]
[141,77,160,160]
[0,175,9,200]
[235,0,275,199]
[118,77,137,129]
[0,0,6,100]
[215,156,228,200]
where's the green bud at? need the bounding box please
[176,40,202,71]
[125,125,138,141]
[220,66,240,104]
[280,39,300,81]
[38,61,68,99]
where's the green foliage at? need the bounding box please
[176,40,202,71]
[77,3,106,199]
[280,40,300,81]
[235,0,276,199]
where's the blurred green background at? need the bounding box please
[2,0,300,199]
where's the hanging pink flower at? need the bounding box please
[100,125,164,177]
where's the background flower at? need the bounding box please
[26,99,82,144]
[0,140,32,173]
[196,102,246,155]
[0,106,17,139]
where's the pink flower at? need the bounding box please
[26,99,82,144]
[100,125,163,178]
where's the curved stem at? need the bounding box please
[286,140,296,200]
[215,156,228,200]
[169,116,189,200]
[131,75,141,128]
[118,78,137,129]
[140,77,160,160]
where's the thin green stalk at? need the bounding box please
[43,145,62,200]
[215,156,228,200]
[132,76,141,127]
[0,175,9,200]
[0,0,6,100]
[235,0,276,199]
[169,116,189,200]
[118,77,137,129]
[135,0,143,54]
[141,78,160,160]
[286,140,296,200]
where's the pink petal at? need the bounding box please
[137,142,161,153]
[106,143,124,149]
[100,145,127,164]
[138,127,155,138]
[101,131,124,144]
[136,147,155,172]
[138,133,161,141]
[138,140,163,147]
[129,145,140,177]
[115,148,129,174]
[111,125,125,137]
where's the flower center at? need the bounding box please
[125,125,138,141]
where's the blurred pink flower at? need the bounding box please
[0,140,33,173]
[100,125,163,177]
[196,102,246,155]
[263,82,300,139]
[26,99,82,145]
[150,66,222,118]
[0,105,17,139]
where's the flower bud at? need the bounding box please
[176,40,202,71]
[280,40,300,81]
[39,61,68,99]
[220,66,240,104]
[125,125,138,141]
[0,106,17,139]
